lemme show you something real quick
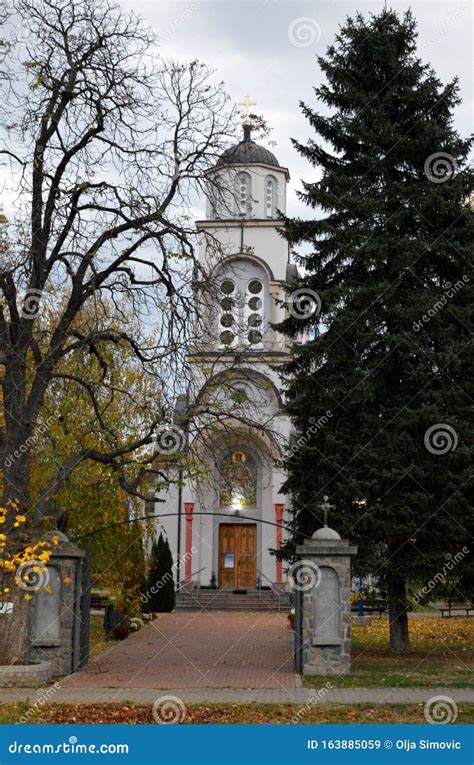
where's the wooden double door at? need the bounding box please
[219,524,257,589]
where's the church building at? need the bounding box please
[152,105,296,594]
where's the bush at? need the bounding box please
[144,533,176,613]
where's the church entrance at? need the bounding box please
[218,523,257,589]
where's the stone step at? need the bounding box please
[175,604,291,612]
[175,590,291,612]
[176,596,290,605]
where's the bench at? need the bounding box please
[351,599,387,617]
[90,593,109,610]
[437,604,474,618]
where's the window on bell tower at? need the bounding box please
[235,172,251,217]
[217,270,266,350]
[265,176,277,218]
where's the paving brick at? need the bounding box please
[61,611,296,690]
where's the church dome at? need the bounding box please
[217,130,280,169]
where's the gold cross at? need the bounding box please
[240,95,256,120]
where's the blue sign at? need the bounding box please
[0,724,472,764]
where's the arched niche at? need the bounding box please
[313,566,341,645]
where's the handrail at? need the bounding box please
[176,567,206,593]
[256,568,283,612]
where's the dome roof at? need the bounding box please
[217,139,280,169]
[311,526,341,541]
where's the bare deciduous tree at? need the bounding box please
[0,0,238,662]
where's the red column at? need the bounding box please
[274,503,284,583]
[184,502,194,581]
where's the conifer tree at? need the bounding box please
[145,533,176,613]
[279,10,473,653]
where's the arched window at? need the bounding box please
[219,450,258,508]
[235,172,251,217]
[265,176,277,218]
[216,265,267,349]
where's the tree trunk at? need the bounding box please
[0,589,30,665]
[387,575,411,654]
[1,381,35,664]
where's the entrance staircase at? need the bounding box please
[175,588,291,613]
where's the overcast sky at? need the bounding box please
[122,0,473,218]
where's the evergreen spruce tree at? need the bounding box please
[145,533,176,613]
[279,10,473,653]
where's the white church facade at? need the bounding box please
[152,114,296,591]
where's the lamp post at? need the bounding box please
[358,575,364,617]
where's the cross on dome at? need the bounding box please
[240,95,256,122]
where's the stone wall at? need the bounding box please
[0,661,52,687]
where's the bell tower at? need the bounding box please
[194,100,291,358]
[156,101,294,593]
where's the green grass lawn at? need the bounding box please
[0,702,473,725]
[304,617,473,689]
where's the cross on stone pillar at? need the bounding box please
[318,495,335,527]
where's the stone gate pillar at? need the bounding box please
[296,526,357,676]
[29,530,86,675]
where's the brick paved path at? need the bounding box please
[62,611,296,690]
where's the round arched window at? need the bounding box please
[219,280,236,347]
[248,279,262,294]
